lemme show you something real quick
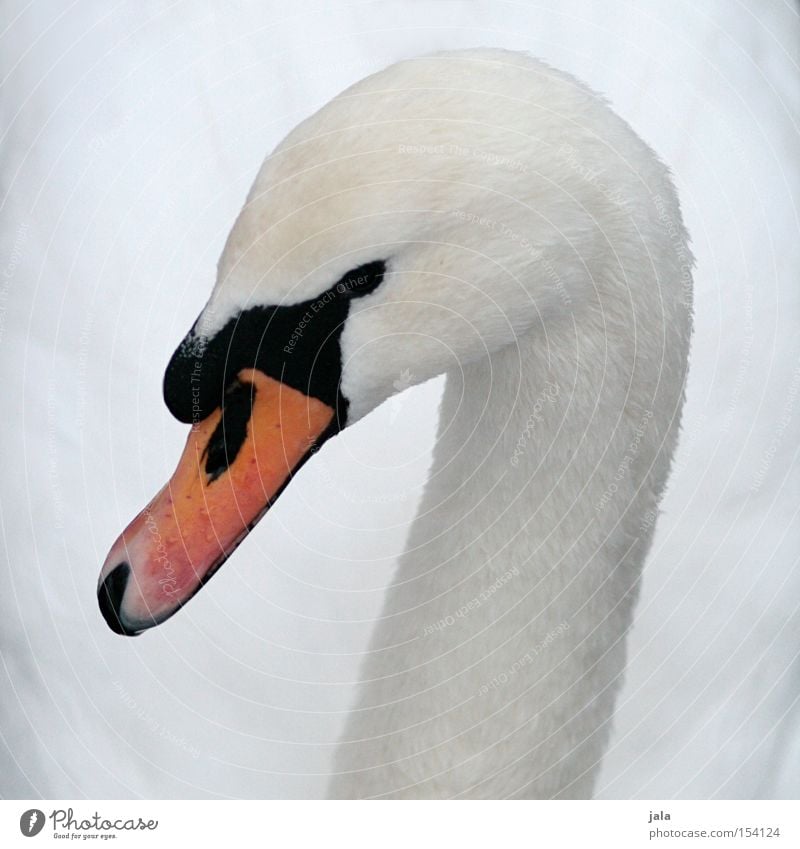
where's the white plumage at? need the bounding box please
[192,49,692,797]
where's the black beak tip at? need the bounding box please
[98,562,140,637]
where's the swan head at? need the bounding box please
[98,49,660,635]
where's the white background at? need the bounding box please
[1,0,798,799]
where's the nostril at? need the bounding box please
[98,563,139,637]
[203,379,256,483]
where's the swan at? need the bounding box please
[97,49,692,799]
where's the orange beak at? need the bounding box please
[97,368,335,635]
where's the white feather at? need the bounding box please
[199,49,693,798]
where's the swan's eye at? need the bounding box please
[335,260,386,298]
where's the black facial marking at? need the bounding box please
[163,260,386,429]
[203,379,255,483]
[335,260,385,298]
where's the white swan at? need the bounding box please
[97,49,692,799]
